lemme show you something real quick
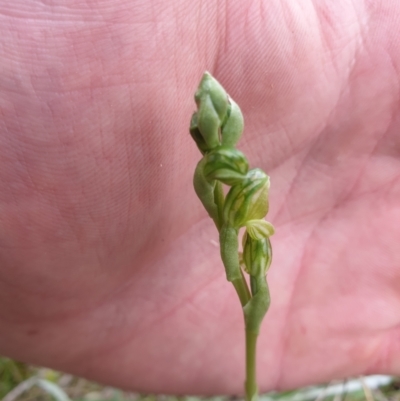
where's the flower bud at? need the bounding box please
[223,169,270,228]
[242,231,272,276]
[203,146,249,186]
[194,72,229,151]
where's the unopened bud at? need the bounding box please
[242,231,272,276]
[223,169,270,228]
[203,146,249,186]
[193,72,229,150]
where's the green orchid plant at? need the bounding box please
[189,72,275,401]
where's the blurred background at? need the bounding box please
[1,357,399,401]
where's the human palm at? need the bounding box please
[1,0,399,395]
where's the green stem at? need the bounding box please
[244,277,270,401]
[245,329,258,401]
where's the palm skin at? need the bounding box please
[1,0,400,395]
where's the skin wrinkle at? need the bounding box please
[275,35,395,225]
[280,195,400,382]
[338,128,398,207]
[0,222,169,325]
[245,117,300,173]
[333,56,400,205]
[215,0,228,70]
[222,4,396,380]
[76,270,224,369]
[0,162,173,318]
[272,146,315,221]
[279,252,354,386]
[373,328,399,374]
[265,0,398,388]
[381,171,400,199]
[274,196,341,388]
[311,3,362,128]
[228,2,354,173]
[363,317,400,374]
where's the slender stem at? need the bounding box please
[245,330,258,401]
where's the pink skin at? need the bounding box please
[1,0,400,395]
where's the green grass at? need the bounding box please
[0,358,31,399]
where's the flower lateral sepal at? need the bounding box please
[223,169,270,228]
[245,219,275,240]
[203,146,249,186]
